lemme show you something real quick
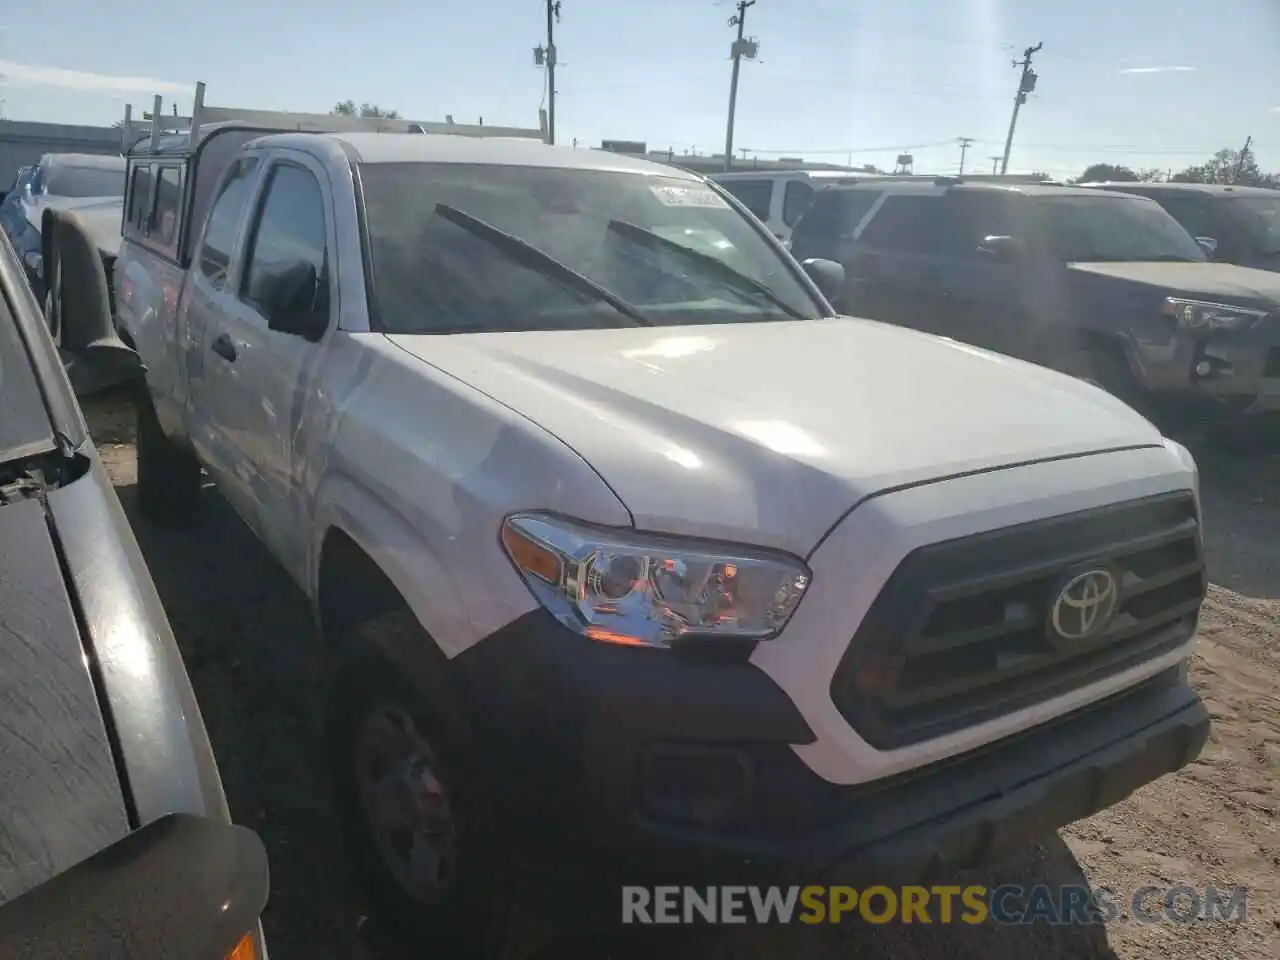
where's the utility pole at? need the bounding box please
[723,0,757,172]
[1233,135,1253,183]
[957,137,974,175]
[534,1,561,144]
[989,155,1002,175]
[1000,42,1042,175]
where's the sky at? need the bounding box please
[3,0,1280,179]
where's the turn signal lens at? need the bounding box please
[226,933,255,960]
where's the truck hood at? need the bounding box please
[388,318,1164,556]
[24,196,124,259]
[0,495,131,906]
[1067,260,1280,307]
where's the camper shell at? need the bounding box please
[118,82,547,270]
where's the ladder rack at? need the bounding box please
[122,81,548,153]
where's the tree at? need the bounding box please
[1078,163,1139,183]
[1172,147,1274,187]
[330,100,401,119]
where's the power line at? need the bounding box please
[723,0,758,172]
[1000,42,1042,175]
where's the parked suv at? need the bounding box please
[712,169,883,245]
[791,178,1280,427]
[1083,182,1280,273]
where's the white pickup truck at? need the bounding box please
[108,88,1210,948]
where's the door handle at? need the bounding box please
[210,333,237,363]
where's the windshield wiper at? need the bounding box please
[434,203,651,326]
[605,219,808,321]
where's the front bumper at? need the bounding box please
[445,610,1208,912]
[1132,328,1280,417]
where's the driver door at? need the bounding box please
[934,191,1037,358]
[209,153,337,576]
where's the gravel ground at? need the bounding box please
[82,392,1278,960]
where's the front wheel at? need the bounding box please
[327,619,500,956]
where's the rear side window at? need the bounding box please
[151,166,183,247]
[198,157,261,290]
[858,195,945,254]
[796,190,881,241]
[127,165,153,230]
[720,179,773,221]
[782,180,815,226]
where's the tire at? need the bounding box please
[135,389,202,526]
[327,614,501,957]
[43,255,61,345]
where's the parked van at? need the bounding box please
[711,169,884,245]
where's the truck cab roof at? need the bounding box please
[244,131,710,176]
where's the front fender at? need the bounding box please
[310,473,480,659]
[307,339,634,658]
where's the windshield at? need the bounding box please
[40,163,127,200]
[358,163,823,334]
[1035,196,1207,263]
[1224,196,1280,254]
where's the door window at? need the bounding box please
[198,157,261,291]
[151,166,183,247]
[782,180,815,226]
[857,195,945,254]
[943,192,1026,259]
[240,163,329,321]
[719,179,773,221]
[1156,197,1217,242]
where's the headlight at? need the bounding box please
[1162,297,1268,332]
[500,514,811,648]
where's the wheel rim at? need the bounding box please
[354,701,458,904]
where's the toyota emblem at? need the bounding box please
[1050,568,1119,642]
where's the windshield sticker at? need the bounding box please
[649,184,728,208]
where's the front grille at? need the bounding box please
[831,492,1204,750]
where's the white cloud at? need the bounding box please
[1119,65,1195,75]
[0,59,188,94]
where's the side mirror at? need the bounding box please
[978,234,1025,263]
[1195,236,1219,257]
[254,260,329,342]
[0,814,268,960]
[800,257,846,302]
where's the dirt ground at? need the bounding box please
[82,392,1278,960]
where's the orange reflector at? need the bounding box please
[501,524,563,584]
[226,933,255,960]
[585,626,650,647]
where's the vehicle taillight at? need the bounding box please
[226,932,255,960]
